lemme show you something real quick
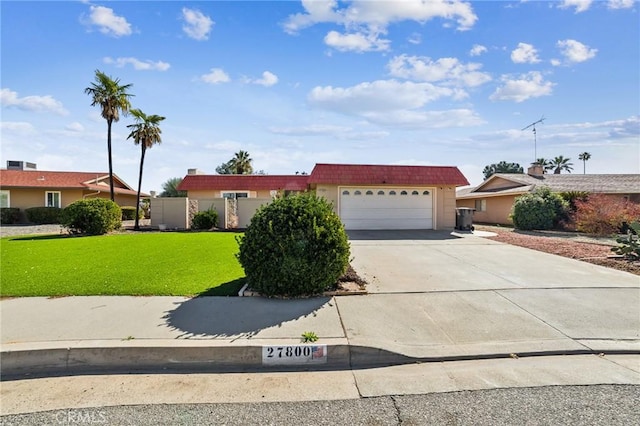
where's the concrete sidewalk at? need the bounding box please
[1,231,639,380]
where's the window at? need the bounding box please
[389,190,396,195]
[342,190,350,195]
[400,190,408,195]
[411,190,419,195]
[423,190,430,195]
[377,190,385,195]
[45,191,61,208]
[475,199,487,212]
[354,190,362,195]
[0,190,9,208]
[365,190,373,195]
[222,192,249,199]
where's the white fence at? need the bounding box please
[150,197,271,230]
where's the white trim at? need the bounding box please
[45,191,61,208]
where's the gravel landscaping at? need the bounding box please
[476,225,640,276]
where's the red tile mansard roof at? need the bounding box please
[308,164,469,186]
[178,174,310,191]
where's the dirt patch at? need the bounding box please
[476,225,640,276]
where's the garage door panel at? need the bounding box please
[341,208,432,220]
[342,218,432,230]
[340,187,434,230]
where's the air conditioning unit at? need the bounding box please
[6,161,37,170]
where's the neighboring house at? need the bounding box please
[0,161,145,222]
[178,163,469,230]
[456,165,640,225]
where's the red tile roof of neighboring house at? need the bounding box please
[308,164,469,186]
[178,175,310,191]
[0,169,145,197]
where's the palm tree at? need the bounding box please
[127,109,165,230]
[578,152,591,174]
[229,150,253,174]
[531,158,552,173]
[550,156,574,174]
[160,177,187,197]
[85,70,134,201]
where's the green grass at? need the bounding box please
[0,232,246,297]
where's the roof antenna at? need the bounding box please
[521,116,545,161]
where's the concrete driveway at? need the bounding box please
[343,230,640,358]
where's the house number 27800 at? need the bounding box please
[262,345,327,365]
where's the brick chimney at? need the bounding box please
[527,165,544,177]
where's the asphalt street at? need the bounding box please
[1,385,638,426]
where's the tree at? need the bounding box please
[85,70,134,201]
[216,150,254,174]
[160,177,187,197]
[550,156,574,174]
[127,109,165,230]
[531,158,552,173]
[482,161,524,179]
[578,152,591,174]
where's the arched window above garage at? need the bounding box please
[342,190,350,195]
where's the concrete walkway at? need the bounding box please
[1,230,639,414]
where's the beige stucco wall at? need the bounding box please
[4,188,137,222]
[457,195,518,225]
[237,198,271,228]
[315,184,456,230]
[150,197,189,229]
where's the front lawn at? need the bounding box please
[0,232,246,297]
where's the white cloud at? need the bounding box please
[558,0,593,13]
[387,55,492,89]
[470,44,487,56]
[182,8,214,41]
[65,122,85,132]
[308,80,454,114]
[1,88,69,115]
[0,121,36,133]
[306,79,485,128]
[408,32,422,45]
[324,29,390,52]
[511,43,541,64]
[86,5,132,37]
[554,39,597,65]
[607,0,635,9]
[200,68,230,84]
[284,0,477,50]
[490,72,555,103]
[252,71,279,87]
[103,57,170,71]
[269,124,352,136]
[361,109,484,128]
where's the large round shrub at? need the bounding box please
[237,193,350,297]
[61,198,122,235]
[511,187,568,230]
[191,209,218,230]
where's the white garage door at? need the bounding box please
[340,187,433,230]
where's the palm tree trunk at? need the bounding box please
[107,119,115,202]
[583,160,586,174]
[135,144,146,231]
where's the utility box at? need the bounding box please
[455,207,475,231]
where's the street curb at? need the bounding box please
[2,340,639,379]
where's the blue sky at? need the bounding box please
[1,0,638,193]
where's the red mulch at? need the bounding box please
[478,226,640,276]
